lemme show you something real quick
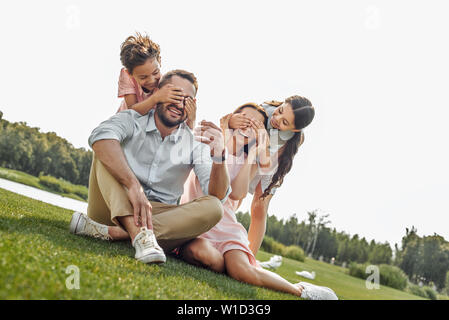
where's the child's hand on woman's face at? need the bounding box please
[249,119,270,163]
[228,113,252,130]
[153,84,185,105]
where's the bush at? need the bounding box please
[407,283,427,298]
[378,264,408,291]
[348,262,368,279]
[445,271,449,295]
[261,236,306,262]
[423,286,438,300]
[407,283,438,300]
[38,174,88,200]
[261,236,286,256]
[39,175,64,193]
[284,245,305,262]
[348,263,408,290]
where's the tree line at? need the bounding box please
[395,226,449,290]
[237,209,393,265]
[0,111,92,186]
[236,210,449,290]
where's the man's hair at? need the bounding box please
[120,32,161,74]
[158,69,198,95]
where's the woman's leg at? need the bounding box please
[224,250,303,297]
[179,238,225,273]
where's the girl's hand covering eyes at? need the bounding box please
[153,84,185,105]
[228,113,252,129]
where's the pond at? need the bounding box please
[0,177,87,213]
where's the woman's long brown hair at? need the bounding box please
[260,96,313,199]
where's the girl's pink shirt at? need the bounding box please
[116,68,151,113]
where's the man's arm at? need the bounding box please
[193,120,230,201]
[88,111,152,229]
[208,161,230,201]
[92,139,137,187]
[92,140,152,229]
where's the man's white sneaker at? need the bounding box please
[297,281,339,300]
[132,227,166,264]
[69,211,112,241]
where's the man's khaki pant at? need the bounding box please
[86,156,223,251]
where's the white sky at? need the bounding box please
[1,0,448,248]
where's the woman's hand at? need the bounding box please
[249,119,270,168]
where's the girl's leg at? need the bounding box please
[224,250,303,297]
[179,238,225,273]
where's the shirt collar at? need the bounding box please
[169,121,188,143]
[146,110,158,133]
[146,109,187,143]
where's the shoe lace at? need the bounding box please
[299,283,336,300]
[84,219,112,241]
[138,227,156,250]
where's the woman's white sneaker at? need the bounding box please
[132,227,166,264]
[69,211,112,241]
[297,281,339,300]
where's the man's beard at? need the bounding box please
[156,104,186,128]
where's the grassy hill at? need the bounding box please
[0,187,428,300]
[0,167,88,201]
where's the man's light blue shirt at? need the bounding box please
[88,109,229,205]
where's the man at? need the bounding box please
[70,69,230,264]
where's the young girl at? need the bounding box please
[179,103,336,300]
[226,96,315,255]
[117,32,196,128]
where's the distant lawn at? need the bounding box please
[0,167,87,202]
[0,187,429,300]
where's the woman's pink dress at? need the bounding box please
[180,153,257,266]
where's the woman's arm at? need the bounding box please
[248,181,273,255]
[229,159,258,201]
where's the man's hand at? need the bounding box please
[228,113,252,129]
[220,113,234,146]
[194,120,225,158]
[185,97,197,129]
[127,181,153,229]
[152,84,185,105]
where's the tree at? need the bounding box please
[0,115,91,187]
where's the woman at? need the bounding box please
[227,96,315,255]
[179,103,337,300]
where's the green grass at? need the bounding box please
[0,167,87,202]
[0,187,433,300]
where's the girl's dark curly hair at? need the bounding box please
[120,32,161,74]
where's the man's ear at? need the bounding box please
[125,68,132,76]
